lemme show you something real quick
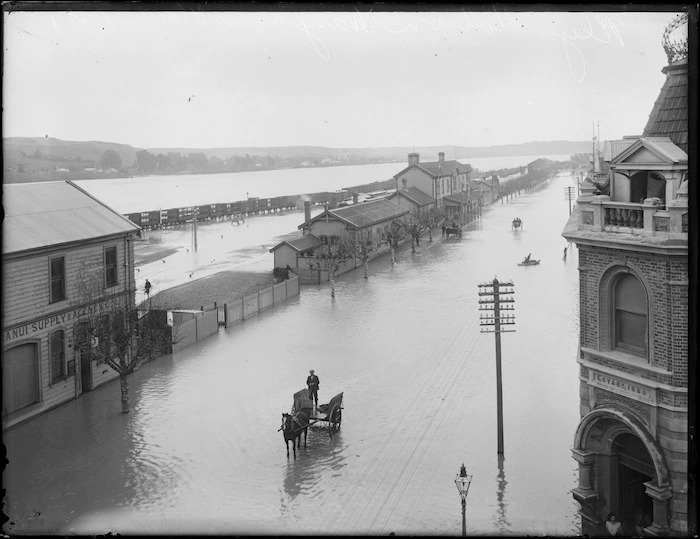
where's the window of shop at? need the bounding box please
[105,246,118,287]
[50,330,66,382]
[613,273,648,357]
[50,256,66,303]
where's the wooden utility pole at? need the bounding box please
[478,278,515,455]
[191,207,199,252]
[564,186,575,215]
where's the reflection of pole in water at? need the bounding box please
[495,454,510,533]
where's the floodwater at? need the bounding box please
[3,172,582,536]
[74,154,572,214]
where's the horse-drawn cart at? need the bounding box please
[281,388,344,457]
[442,224,463,240]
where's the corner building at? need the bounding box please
[562,43,689,535]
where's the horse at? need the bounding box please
[281,411,309,458]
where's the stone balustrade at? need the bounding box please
[575,194,688,238]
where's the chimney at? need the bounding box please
[304,200,311,224]
[438,152,445,163]
[353,192,359,204]
[408,152,420,165]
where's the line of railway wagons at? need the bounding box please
[123,194,310,229]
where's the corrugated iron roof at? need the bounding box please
[269,234,320,253]
[2,180,141,255]
[390,187,435,207]
[604,139,637,161]
[643,59,687,152]
[611,136,687,165]
[316,199,408,229]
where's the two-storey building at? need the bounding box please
[392,152,472,210]
[2,180,141,430]
[562,30,689,536]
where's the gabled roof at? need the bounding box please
[604,138,638,162]
[442,194,471,205]
[2,180,141,255]
[392,160,472,179]
[643,59,687,152]
[611,136,687,166]
[300,199,408,230]
[389,187,436,207]
[269,234,320,253]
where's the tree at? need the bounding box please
[99,149,123,170]
[351,230,375,279]
[72,264,173,413]
[405,215,427,253]
[134,150,158,173]
[424,207,443,242]
[307,234,353,298]
[381,220,405,265]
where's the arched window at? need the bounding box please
[612,273,648,357]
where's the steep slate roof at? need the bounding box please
[392,160,472,179]
[301,199,408,230]
[643,58,688,152]
[269,234,320,253]
[2,180,141,255]
[389,187,436,207]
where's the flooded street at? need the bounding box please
[4,172,582,536]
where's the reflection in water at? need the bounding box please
[496,454,511,533]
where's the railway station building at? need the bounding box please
[2,180,142,430]
[562,28,690,536]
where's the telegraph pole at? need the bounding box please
[478,278,515,455]
[191,207,199,252]
[564,186,575,215]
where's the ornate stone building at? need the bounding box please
[562,16,690,536]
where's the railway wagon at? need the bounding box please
[215,203,229,217]
[161,207,180,226]
[126,213,142,227]
[229,200,245,214]
[178,207,195,222]
[197,204,212,220]
[245,197,260,213]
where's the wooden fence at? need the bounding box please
[224,276,299,327]
[167,276,299,353]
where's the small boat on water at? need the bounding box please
[518,258,540,266]
[512,217,522,229]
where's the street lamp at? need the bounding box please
[454,463,473,536]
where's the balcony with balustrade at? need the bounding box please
[567,178,688,247]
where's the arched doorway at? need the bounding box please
[611,432,654,530]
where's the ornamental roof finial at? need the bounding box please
[662,13,688,64]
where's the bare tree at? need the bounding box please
[307,234,354,297]
[351,230,375,279]
[381,220,405,265]
[405,215,427,253]
[424,206,443,242]
[72,264,173,413]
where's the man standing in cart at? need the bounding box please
[307,369,319,407]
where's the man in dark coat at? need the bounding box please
[307,369,319,407]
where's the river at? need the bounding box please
[74,154,571,214]
[4,171,582,536]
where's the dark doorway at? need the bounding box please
[614,432,654,531]
[79,351,92,393]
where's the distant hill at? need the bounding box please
[3,137,592,183]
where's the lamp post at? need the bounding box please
[454,463,473,536]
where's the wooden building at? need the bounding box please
[392,152,472,210]
[274,199,408,283]
[562,41,689,536]
[2,180,141,430]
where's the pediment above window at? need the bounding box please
[611,137,687,168]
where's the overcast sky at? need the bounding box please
[2,7,685,149]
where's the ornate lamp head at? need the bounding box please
[662,13,688,64]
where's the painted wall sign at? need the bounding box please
[589,370,657,405]
[2,303,107,345]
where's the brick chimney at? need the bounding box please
[304,200,311,224]
[408,152,420,165]
[439,152,445,163]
